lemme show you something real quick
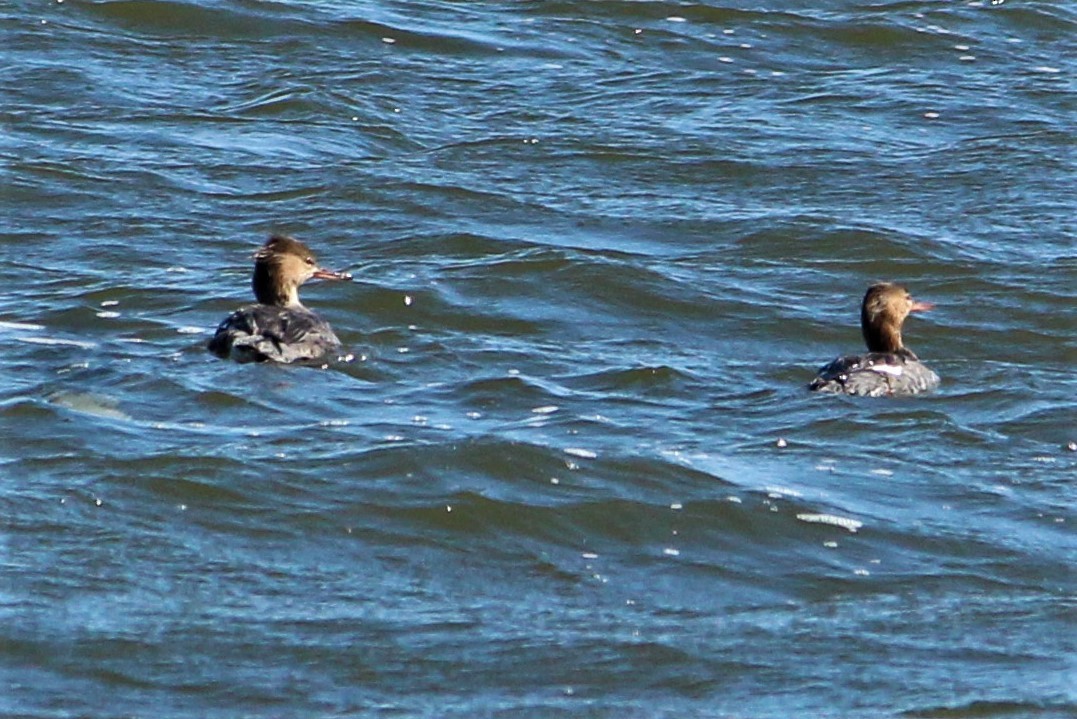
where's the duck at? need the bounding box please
[208,235,352,363]
[809,282,939,397]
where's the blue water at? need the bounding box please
[2,1,1074,717]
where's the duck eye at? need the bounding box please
[304,257,315,266]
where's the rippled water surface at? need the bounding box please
[2,1,1075,717]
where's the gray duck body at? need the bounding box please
[209,303,343,364]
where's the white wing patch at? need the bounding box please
[868,363,904,377]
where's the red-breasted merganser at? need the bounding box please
[809,282,939,397]
[208,235,352,363]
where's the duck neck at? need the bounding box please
[253,263,300,307]
[861,309,903,353]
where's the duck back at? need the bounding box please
[208,304,342,364]
[809,350,939,397]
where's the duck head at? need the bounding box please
[860,282,933,353]
[251,235,352,307]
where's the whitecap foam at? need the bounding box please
[564,447,597,459]
[796,513,863,533]
[18,336,96,349]
[0,320,45,331]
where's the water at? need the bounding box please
[2,1,1075,716]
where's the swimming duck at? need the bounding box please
[809,282,939,397]
[208,235,351,363]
